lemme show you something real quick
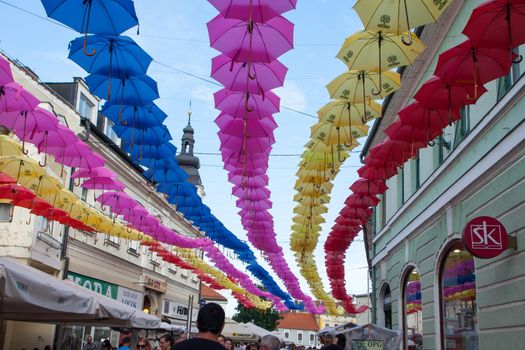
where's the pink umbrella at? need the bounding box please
[27,125,79,166]
[117,205,149,219]
[0,82,40,113]
[236,198,272,210]
[127,214,160,230]
[223,152,270,167]
[96,191,138,212]
[214,88,280,118]
[81,177,125,191]
[232,186,271,200]
[238,209,273,220]
[208,0,297,22]
[215,113,277,138]
[207,14,294,63]
[228,173,268,186]
[72,167,117,179]
[0,56,14,86]
[219,134,274,154]
[60,152,106,169]
[211,54,288,93]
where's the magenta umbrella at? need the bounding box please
[81,177,125,191]
[211,54,288,93]
[27,125,79,166]
[72,167,117,179]
[207,14,294,63]
[228,175,268,189]
[127,214,160,230]
[223,147,271,161]
[96,191,138,212]
[228,174,269,188]
[0,56,14,86]
[215,113,277,138]
[208,0,297,22]
[232,186,271,200]
[219,134,274,154]
[236,198,272,210]
[116,205,149,219]
[214,88,280,118]
[239,209,273,220]
[225,165,267,176]
[0,82,40,113]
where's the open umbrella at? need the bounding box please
[81,177,125,191]
[327,70,401,102]
[215,113,277,138]
[384,121,429,149]
[28,126,79,166]
[18,174,62,197]
[463,0,525,63]
[72,167,116,179]
[96,191,137,213]
[353,0,452,45]
[0,135,22,157]
[214,88,280,118]
[0,56,14,86]
[317,100,382,128]
[42,0,139,55]
[102,102,167,129]
[211,54,288,93]
[207,14,294,63]
[0,82,40,113]
[337,30,425,95]
[86,73,159,105]
[115,125,172,149]
[350,178,388,195]
[0,156,45,182]
[208,0,297,22]
[310,122,366,161]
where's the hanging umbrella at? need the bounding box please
[236,198,272,210]
[0,82,40,113]
[310,122,366,161]
[369,138,418,165]
[211,54,288,93]
[0,173,16,185]
[0,135,22,157]
[128,143,177,163]
[96,191,138,212]
[350,179,388,195]
[0,156,45,182]
[148,167,189,185]
[384,121,429,149]
[102,102,167,129]
[295,182,333,196]
[115,125,172,149]
[207,14,294,63]
[81,177,125,191]
[1,108,59,148]
[208,0,297,22]
[353,0,452,45]
[232,186,271,200]
[86,73,159,105]
[0,56,14,86]
[345,193,380,208]
[42,0,139,55]
[327,70,401,102]
[293,204,328,216]
[219,134,274,154]
[337,30,425,95]
[339,206,372,219]
[0,184,35,202]
[215,113,277,138]
[434,39,513,100]
[357,163,398,180]
[228,173,269,187]
[214,88,280,118]
[27,126,79,166]
[317,100,382,128]
[292,215,325,225]
[463,0,525,63]
[72,166,116,179]
[17,174,62,197]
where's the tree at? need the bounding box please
[232,302,282,331]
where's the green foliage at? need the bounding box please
[232,303,282,331]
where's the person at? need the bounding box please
[83,335,97,350]
[259,335,280,350]
[171,302,226,350]
[136,337,152,350]
[322,334,333,347]
[334,334,346,350]
[44,346,51,350]
[174,333,187,345]
[217,335,226,347]
[102,339,113,350]
[158,335,173,350]
[224,339,233,350]
[118,337,132,350]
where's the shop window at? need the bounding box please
[440,242,478,350]
[0,203,12,222]
[383,285,392,330]
[403,268,423,350]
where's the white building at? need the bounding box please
[277,312,319,347]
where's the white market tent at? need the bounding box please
[245,322,271,338]
[0,257,160,329]
[222,319,257,341]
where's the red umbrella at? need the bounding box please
[14,197,52,211]
[369,138,420,165]
[335,216,367,226]
[339,206,372,219]
[0,173,16,185]
[414,76,488,110]
[0,184,35,202]
[435,39,513,100]
[358,162,398,180]
[350,178,388,195]
[345,193,380,208]
[463,0,525,63]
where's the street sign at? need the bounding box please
[463,216,508,259]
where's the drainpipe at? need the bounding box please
[60,167,75,279]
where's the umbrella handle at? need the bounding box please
[82,1,96,56]
[25,213,32,225]
[74,178,81,187]
[39,153,47,167]
[83,35,96,57]
[401,0,413,46]
[513,54,523,64]
[402,31,414,46]
[371,34,383,96]
[9,202,14,223]
[245,93,254,112]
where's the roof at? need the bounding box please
[278,312,319,331]
[201,285,228,302]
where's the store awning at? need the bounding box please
[0,258,160,329]
[222,319,257,341]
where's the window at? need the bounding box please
[398,167,405,206]
[81,188,88,202]
[380,192,387,228]
[440,242,478,350]
[79,93,94,119]
[383,285,392,330]
[453,107,470,149]
[402,268,423,350]
[297,332,303,343]
[0,203,12,222]
[310,334,314,343]
[104,233,121,247]
[104,118,119,143]
[415,152,421,189]
[128,239,139,254]
[284,332,290,339]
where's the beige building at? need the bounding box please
[0,52,203,349]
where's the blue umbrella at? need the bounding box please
[85,73,158,106]
[115,125,171,148]
[102,102,166,128]
[148,168,189,185]
[128,143,176,162]
[42,0,138,55]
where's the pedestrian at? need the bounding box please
[102,339,113,350]
[334,334,346,350]
[84,335,97,350]
[158,335,173,350]
[224,338,234,350]
[136,337,152,350]
[118,337,132,350]
[171,302,226,350]
[218,335,226,347]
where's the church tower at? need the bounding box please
[176,105,203,192]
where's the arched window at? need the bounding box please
[383,284,392,329]
[402,268,423,350]
[440,241,478,349]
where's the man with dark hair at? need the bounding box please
[172,303,226,350]
[159,334,173,350]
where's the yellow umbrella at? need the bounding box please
[293,194,330,206]
[0,155,45,181]
[337,30,425,94]
[327,70,401,102]
[18,174,62,196]
[291,223,322,233]
[294,192,330,202]
[294,181,333,194]
[0,135,22,156]
[318,100,382,127]
[353,0,452,45]
[293,204,328,216]
[310,122,367,158]
[293,215,326,225]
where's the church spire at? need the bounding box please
[177,100,201,186]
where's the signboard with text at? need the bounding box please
[68,272,143,310]
[163,299,198,321]
[463,216,508,259]
[350,340,384,350]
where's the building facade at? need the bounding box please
[0,53,203,349]
[277,312,319,347]
[362,1,525,350]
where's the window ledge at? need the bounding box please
[127,248,140,257]
[104,238,120,249]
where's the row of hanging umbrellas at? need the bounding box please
[207,0,321,312]
[38,0,295,310]
[325,0,524,313]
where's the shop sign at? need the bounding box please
[142,274,167,293]
[68,272,143,310]
[463,216,508,259]
[162,299,197,321]
[350,340,384,350]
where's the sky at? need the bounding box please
[0,0,370,316]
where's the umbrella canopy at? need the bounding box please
[317,100,382,127]
[214,89,280,119]
[115,125,172,147]
[29,126,79,154]
[96,191,138,212]
[216,113,277,138]
[0,56,14,86]
[311,122,368,147]
[0,82,40,113]
[1,108,59,141]
[72,167,117,179]
[0,135,22,157]
[85,73,159,103]
[102,102,167,128]
[327,70,401,101]
[0,184,36,203]
[207,14,294,63]
[0,156,45,181]
[350,179,388,195]
[82,177,125,191]
[17,174,62,197]
[209,0,297,22]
